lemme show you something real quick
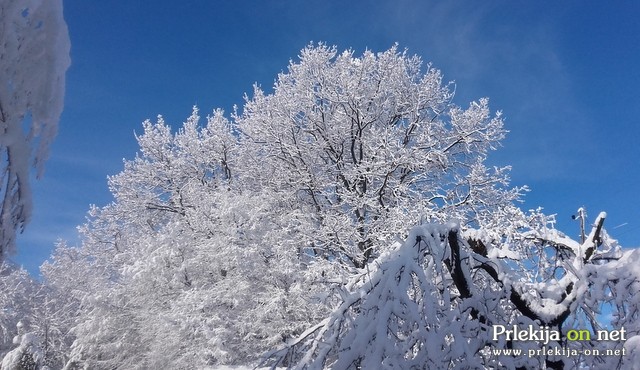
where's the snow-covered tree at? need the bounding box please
[1,263,35,356]
[1,321,44,370]
[0,261,75,369]
[39,44,638,370]
[0,0,71,260]
[263,212,639,370]
[235,44,523,270]
[43,108,330,368]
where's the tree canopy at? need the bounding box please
[1,44,637,370]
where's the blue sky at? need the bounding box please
[13,1,640,274]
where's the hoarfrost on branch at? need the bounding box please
[0,0,71,259]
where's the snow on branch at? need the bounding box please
[260,211,635,369]
[260,223,487,369]
[0,0,70,259]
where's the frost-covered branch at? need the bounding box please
[0,0,70,260]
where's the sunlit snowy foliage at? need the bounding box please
[1,262,74,369]
[2,44,638,369]
[0,0,70,259]
[263,215,640,369]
